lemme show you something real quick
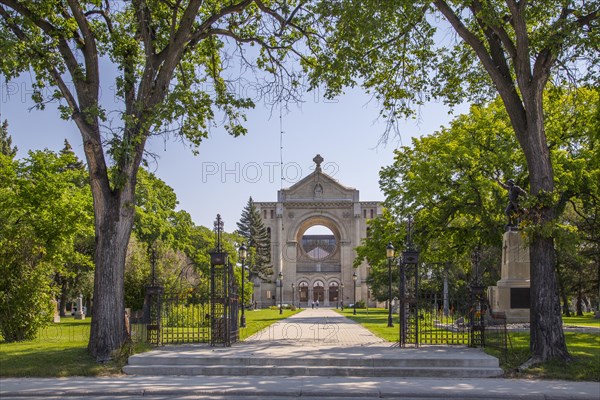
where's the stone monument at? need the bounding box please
[488,230,531,323]
[74,294,85,320]
[52,299,60,323]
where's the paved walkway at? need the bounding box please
[244,307,385,347]
[1,308,598,399]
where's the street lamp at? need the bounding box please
[239,243,248,328]
[387,242,395,327]
[352,272,358,315]
[291,283,295,309]
[341,283,344,310]
[278,271,283,314]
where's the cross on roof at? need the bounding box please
[313,154,324,171]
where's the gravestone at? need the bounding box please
[52,299,60,323]
[488,230,530,323]
[74,294,85,320]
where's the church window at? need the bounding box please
[270,209,274,219]
[363,209,367,218]
[263,209,267,219]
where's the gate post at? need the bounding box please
[210,214,239,346]
[399,216,420,348]
[142,284,163,345]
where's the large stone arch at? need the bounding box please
[287,212,349,244]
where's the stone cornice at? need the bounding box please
[256,201,381,209]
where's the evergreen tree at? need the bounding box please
[237,197,272,279]
[0,118,17,158]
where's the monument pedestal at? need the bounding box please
[488,230,530,323]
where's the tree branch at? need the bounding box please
[66,0,100,95]
[433,1,519,105]
[0,6,80,115]
[469,2,513,83]
[532,7,599,90]
[472,0,516,59]
[0,0,81,84]
[132,0,156,60]
[506,0,533,91]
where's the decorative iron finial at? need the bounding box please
[213,214,224,252]
[313,154,324,171]
[406,215,415,250]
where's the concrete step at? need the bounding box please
[124,345,503,378]
[126,354,499,369]
[122,364,503,378]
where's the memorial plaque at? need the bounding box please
[510,287,530,309]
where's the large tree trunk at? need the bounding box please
[518,93,570,367]
[87,192,135,362]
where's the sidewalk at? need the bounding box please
[1,375,599,399]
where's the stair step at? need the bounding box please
[122,364,503,378]
[127,355,499,368]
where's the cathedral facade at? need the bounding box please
[254,155,381,308]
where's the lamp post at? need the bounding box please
[340,283,344,310]
[278,271,283,314]
[387,242,395,327]
[352,272,358,315]
[239,243,248,328]
[291,283,295,309]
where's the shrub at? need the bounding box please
[0,257,55,342]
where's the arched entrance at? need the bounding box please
[313,281,324,303]
[298,281,309,306]
[329,282,339,305]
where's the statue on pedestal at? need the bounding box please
[498,179,527,229]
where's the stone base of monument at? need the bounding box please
[488,230,530,324]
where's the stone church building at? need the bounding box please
[254,155,381,308]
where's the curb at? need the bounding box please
[2,388,599,400]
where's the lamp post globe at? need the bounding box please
[386,242,395,328]
[239,243,248,328]
[352,272,358,315]
[278,271,283,314]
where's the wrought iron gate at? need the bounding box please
[139,214,238,346]
[398,219,485,347]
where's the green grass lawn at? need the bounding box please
[335,307,470,344]
[336,308,400,342]
[484,330,600,381]
[563,312,600,328]
[240,308,301,340]
[0,318,129,377]
[0,308,298,377]
[337,307,600,381]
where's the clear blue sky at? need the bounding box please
[1,74,466,230]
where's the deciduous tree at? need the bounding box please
[0,147,92,341]
[0,0,314,361]
[310,0,598,366]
